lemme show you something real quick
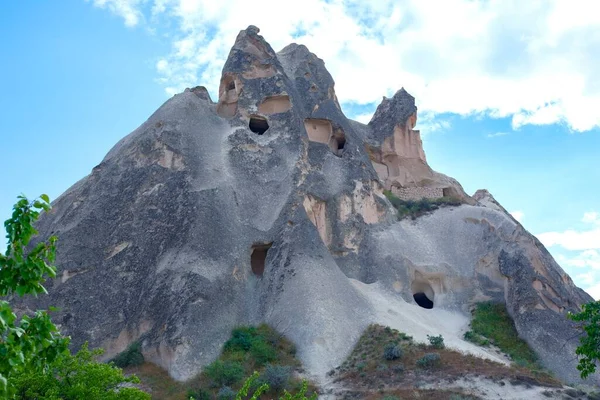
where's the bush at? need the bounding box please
[223,325,279,366]
[382,397,401,400]
[12,343,149,400]
[187,388,211,400]
[392,363,405,373]
[260,364,291,391]
[204,360,244,387]
[250,339,278,366]
[463,330,490,346]
[383,190,463,220]
[224,327,257,352]
[111,342,145,368]
[383,343,403,360]
[416,353,441,369]
[217,386,236,400]
[427,334,445,349]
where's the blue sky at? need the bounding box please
[1,1,599,297]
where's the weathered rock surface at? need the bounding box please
[18,26,597,386]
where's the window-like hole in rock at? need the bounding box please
[412,280,435,309]
[413,292,434,309]
[250,243,272,276]
[249,116,269,135]
[330,130,346,156]
[227,80,236,91]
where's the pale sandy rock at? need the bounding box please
[16,26,597,389]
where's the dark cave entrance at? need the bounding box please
[412,280,435,309]
[413,292,434,309]
[249,116,269,135]
[250,243,272,276]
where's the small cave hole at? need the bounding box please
[329,130,346,157]
[413,292,434,309]
[250,243,272,276]
[412,280,435,309]
[249,116,269,135]
[227,80,236,91]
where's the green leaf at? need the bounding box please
[40,194,50,203]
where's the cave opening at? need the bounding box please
[249,116,269,135]
[412,280,435,309]
[413,292,434,309]
[331,132,346,156]
[250,243,272,276]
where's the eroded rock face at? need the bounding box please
[19,26,597,385]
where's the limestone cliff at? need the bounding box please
[17,26,597,387]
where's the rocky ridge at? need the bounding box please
[18,26,597,390]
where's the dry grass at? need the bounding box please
[125,362,189,400]
[332,324,561,397]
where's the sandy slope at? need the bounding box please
[349,279,510,366]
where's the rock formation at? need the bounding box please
[18,26,597,386]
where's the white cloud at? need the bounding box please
[487,132,509,138]
[556,250,600,270]
[89,0,145,27]
[541,211,600,297]
[582,211,599,224]
[538,228,600,251]
[510,210,524,222]
[583,281,600,300]
[353,113,374,124]
[91,0,600,132]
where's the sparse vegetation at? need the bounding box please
[333,324,560,399]
[463,330,490,346]
[466,302,540,368]
[383,343,403,360]
[180,324,316,399]
[260,364,292,391]
[383,190,463,220]
[217,386,236,399]
[111,341,145,368]
[427,334,445,349]
[416,352,441,368]
[204,360,245,387]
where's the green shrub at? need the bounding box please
[383,190,462,220]
[260,364,291,391]
[223,325,279,366]
[382,396,400,400]
[224,327,257,352]
[204,360,244,387]
[463,330,490,346]
[250,339,278,366]
[217,386,236,399]
[416,353,441,369]
[187,387,211,400]
[427,334,445,349]
[110,342,145,368]
[468,302,538,367]
[383,343,403,360]
[12,343,149,400]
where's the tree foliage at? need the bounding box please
[0,195,69,395]
[12,343,149,399]
[569,301,600,379]
[0,194,148,398]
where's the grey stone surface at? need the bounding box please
[16,26,598,386]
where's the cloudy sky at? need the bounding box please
[1,1,599,297]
